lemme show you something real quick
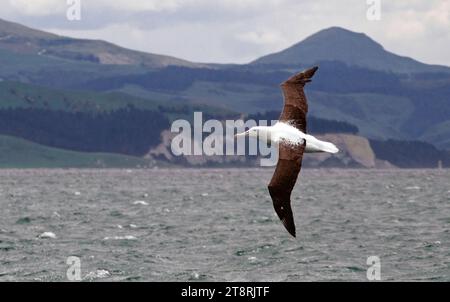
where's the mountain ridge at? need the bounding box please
[2,18,449,73]
[0,18,203,68]
[252,26,450,74]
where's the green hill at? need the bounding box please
[0,135,153,168]
[0,18,200,68]
[0,80,164,112]
[0,80,234,118]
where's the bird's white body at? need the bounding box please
[239,122,339,154]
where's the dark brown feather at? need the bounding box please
[268,141,306,237]
[267,66,317,237]
[278,66,318,133]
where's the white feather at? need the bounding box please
[258,122,339,154]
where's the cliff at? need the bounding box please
[146,131,395,168]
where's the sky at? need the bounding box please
[0,0,449,65]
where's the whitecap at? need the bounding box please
[38,232,56,239]
[248,256,258,263]
[103,235,137,241]
[405,186,420,190]
[133,200,148,206]
[84,269,111,280]
[190,272,200,280]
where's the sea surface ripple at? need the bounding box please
[0,169,448,281]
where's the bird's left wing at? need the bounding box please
[278,66,318,133]
[268,140,306,237]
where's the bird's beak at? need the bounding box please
[234,132,246,138]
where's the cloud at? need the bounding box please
[236,30,286,46]
[379,0,450,65]
[6,0,289,16]
[425,1,450,28]
[93,0,183,13]
[0,0,449,65]
[98,0,289,13]
[8,0,66,16]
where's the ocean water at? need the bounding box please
[0,168,448,281]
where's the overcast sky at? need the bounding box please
[0,0,449,65]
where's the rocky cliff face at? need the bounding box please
[303,134,395,168]
[146,130,254,166]
[146,130,396,168]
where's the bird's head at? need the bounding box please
[235,127,260,138]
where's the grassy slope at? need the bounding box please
[0,135,152,168]
[0,48,150,89]
[419,120,450,150]
[182,81,280,114]
[308,91,415,140]
[0,81,237,120]
[175,80,417,140]
[0,80,165,112]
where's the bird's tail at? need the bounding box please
[320,141,339,154]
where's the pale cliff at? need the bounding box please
[146,131,396,168]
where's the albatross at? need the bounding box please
[236,66,339,237]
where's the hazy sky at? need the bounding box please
[0,0,449,65]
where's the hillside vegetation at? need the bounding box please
[0,135,152,168]
[0,18,449,168]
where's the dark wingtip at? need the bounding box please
[287,227,296,238]
[281,65,319,86]
[281,217,296,238]
[303,66,319,79]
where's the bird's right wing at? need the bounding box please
[278,66,318,133]
[268,140,306,237]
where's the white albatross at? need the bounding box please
[236,121,339,154]
[235,66,338,237]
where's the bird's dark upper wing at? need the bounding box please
[278,66,318,133]
[268,141,306,237]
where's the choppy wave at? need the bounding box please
[0,168,448,281]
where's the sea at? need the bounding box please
[0,169,448,281]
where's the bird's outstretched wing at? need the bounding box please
[268,66,317,237]
[268,141,306,237]
[278,66,318,133]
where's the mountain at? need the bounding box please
[0,18,201,68]
[1,18,450,167]
[252,27,450,74]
